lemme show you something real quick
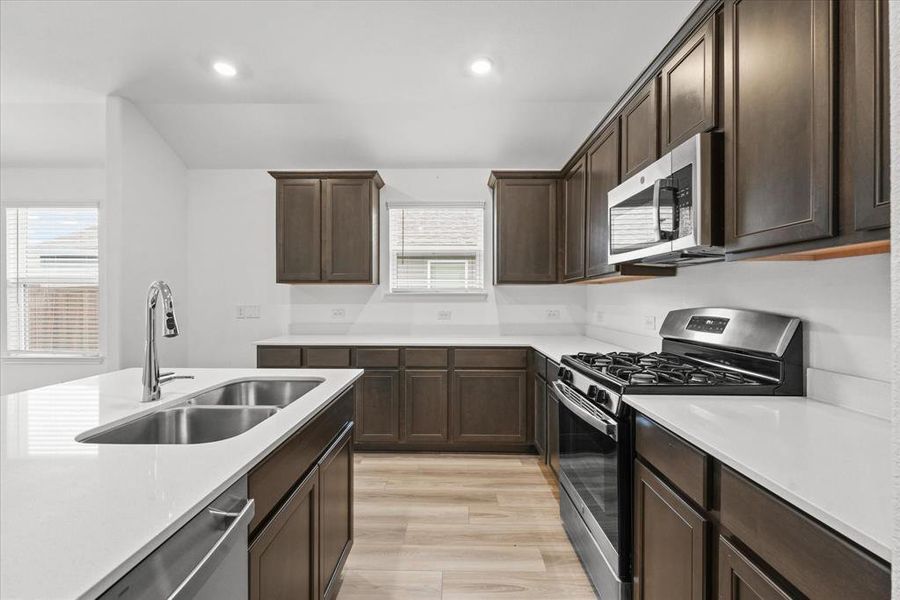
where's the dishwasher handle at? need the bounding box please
[168,498,255,600]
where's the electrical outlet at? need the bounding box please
[437,310,452,321]
[331,308,346,320]
[644,315,657,332]
[594,310,604,324]
[236,305,261,319]
[546,309,561,320]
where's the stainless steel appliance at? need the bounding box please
[607,132,723,266]
[554,307,803,599]
[99,477,254,600]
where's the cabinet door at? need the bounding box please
[533,375,546,456]
[718,537,793,600]
[404,370,449,443]
[451,370,527,444]
[562,158,586,282]
[355,370,400,444]
[276,179,321,282]
[585,121,620,279]
[634,460,707,600]
[724,0,834,253]
[495,179,558,283]
[318,426,354,599]
[322,179,373,282]
[250,466,319,600]
[660,17,716,152]
[620,79,659,180]
[853,0,890,231]
[546,382,559,474]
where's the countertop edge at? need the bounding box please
[623,394,891,563]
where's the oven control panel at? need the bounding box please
[686,315,729,334]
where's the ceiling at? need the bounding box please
[0,0,698,169]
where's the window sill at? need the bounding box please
[1,355,105,365]
[386,290,489,297]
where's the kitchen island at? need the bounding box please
[0,367,362,600]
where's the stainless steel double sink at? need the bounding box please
[80,379,322,445]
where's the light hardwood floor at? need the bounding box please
[334,452,597,599]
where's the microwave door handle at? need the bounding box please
[652,178,663,242]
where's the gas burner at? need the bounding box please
[629,371,658,384]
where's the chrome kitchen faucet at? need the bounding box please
[141,280,192,402]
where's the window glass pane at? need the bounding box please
[389,207,484,292]
[5,207,100,356]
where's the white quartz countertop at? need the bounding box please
[253,334,625,363]
[623,393,891,562]
[0,367,363,600]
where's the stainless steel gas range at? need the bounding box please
[553,307,804,599]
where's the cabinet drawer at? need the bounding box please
[356,348,400,368]
[304,347,351,367]
[720,466,890,600]
[405,347,449,368]
[248,388,353,534]
[454,348,528,369]
[635,414,709,508]
[257,346,302,368]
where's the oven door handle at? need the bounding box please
[551,381,618,441]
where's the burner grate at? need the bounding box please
[574,351,762,387]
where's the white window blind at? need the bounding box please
[389,205,485,293]
[4,206,100,356]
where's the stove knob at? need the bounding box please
[557,367,572,383]
[587,385,600,400]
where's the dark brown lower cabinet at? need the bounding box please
[404,370,449,443]
[718,537,793,600]
[250,466,319,600]
[451,370,527,444]
[533,376,546,457]
[355,370,400,443]
[318,426,354,600]
[633,460,707,600]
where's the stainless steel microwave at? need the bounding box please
[607,132,723,266]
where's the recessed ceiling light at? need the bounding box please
[212,61,238,78]
[470,58,493,76]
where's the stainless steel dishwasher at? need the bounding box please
[99,477,254,600]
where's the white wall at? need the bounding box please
[586,255,891,383]
[185,168,585,367]
[105,97,189,370]
[0,168,107,394]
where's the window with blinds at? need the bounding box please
[389,205,485,293]
[4,206,100,357]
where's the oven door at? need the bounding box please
[553,381,627,578]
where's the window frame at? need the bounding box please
[385,201,488,296]
[0,200,106,363]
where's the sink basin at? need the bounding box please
[186,379,322,408]
[81,406,279,444]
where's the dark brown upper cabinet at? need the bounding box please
[723,0,834,254]
[620,79,659,180]
[489,172,559,284]
[270,171,383,284]
[561,157,587,282]
[660,16,717,153]
[585,121,620,279]
[853,0,890,231]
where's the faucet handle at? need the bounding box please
[159,372,195,385]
